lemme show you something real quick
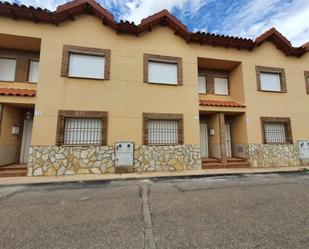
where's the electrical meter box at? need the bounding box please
[298,140,309,159]
[115,142,134,167]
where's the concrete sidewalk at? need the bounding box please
[0,166,308,186]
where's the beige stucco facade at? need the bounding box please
[0,8,308,175]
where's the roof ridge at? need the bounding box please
[0,0,307,57]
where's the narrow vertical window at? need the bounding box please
[198,76,206,94]
[0,58,16,81]
[214,77,228,95]
[28,60,39,83]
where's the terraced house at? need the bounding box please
[0,0,308,177]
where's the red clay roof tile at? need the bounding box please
[0,0,307,56]
[0,88,36,97]
[199,99,245,108]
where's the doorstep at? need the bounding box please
[0,166,308,187]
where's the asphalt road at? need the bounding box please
[0,172,308,249]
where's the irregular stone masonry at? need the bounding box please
[27,145,202,176]
[247,144,301,168]
[28,146,115,176]
[27,143,303,176]
[134,145,201,172]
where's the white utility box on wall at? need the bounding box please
[11,125,20,135]
[115,142,134,167]
[298,140,309,159]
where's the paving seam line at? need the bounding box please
[141,183,157,249]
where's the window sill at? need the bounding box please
[213,93,230,96]
[66,76,108,81]
[263,142,292,145]
[146,81,180,86]
[146,144,182,146]
[258,90,287,93]
[199,93,230,96]
[58,144,106,147]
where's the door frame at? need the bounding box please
[200,122,209,158]
[225,123,232,158]
[20,118,33,164]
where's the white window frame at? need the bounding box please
[214,77,229,95]
[28,60,39,83]
[0,58,16,82]
[148,60,178,85]
[198,75,207,94]
[260,72,282,92]
[68,53,105,80]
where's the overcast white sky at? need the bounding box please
[9,0,309,46]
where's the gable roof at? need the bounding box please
[0,0,307,57]
[255,28,307,57]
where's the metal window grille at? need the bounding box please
[148,120,179,145]
[264,122,286,143]
[64,118,103,145]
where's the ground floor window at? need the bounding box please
[56,110,108,146]
[64,118,102,145]
[261,117,292,144]
[143,113,183,145]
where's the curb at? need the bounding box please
[0,168,308,188]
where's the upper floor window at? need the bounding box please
[69,53,105,79]
[56,110,108,146]
[61,45,111,80]
[144,54,183,85]
[28,60,39,83]
[261,117,292,144]
[198,70,229,95]
[143,113,183,145]
[214,77,229,95]
[0,58,16,81]
[256,66,287,93]
[260,72,281,91]
[198,75,207,94]
[305,71,309,94]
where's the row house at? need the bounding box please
[0,0,308,176]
